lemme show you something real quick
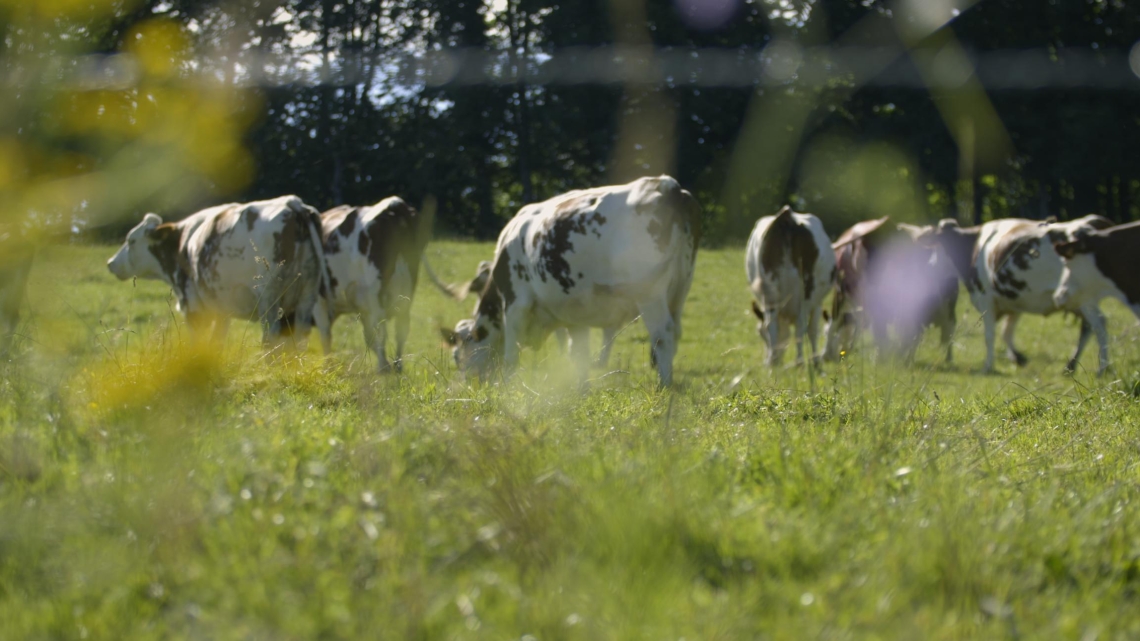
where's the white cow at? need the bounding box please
[441,175,701,387]
[107,195,330,348]
[925,215,1113,374]
[437,259,621,367]
[823,218,959,364]
[745,206,837,367]
[316,197,434,372]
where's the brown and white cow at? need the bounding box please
[1053,220,1140,330]
[442,175,701,387]
[924,214,1113,374]
[745,206,837,367]
[823,217,959,363]
[438,259,621,367]
[107,195,330,348]
[316,197,436,372]
[0,225,34,359]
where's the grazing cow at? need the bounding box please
[1053,219,1140,326]
[438,259,621,367]
[925,214,1113,374]
[745,206,837,367]
[0,226,34,358]
[441,175,701,387]
[823,218,959,363]
[316,197,436,372]
[107,195,330,348]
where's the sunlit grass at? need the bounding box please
[2,242,1140,639]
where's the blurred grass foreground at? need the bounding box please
[4,0,1140,639]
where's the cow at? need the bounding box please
[745,206,837,367]
[0,226,34,359]
[924,214,1114,374]
[438,259,621,367]
[1053,219,1140,332]
[441,175,701,387]
[823,218,959,364]
[107,195,331,349]
[316,197,438,372]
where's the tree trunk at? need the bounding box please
[320,0,341,207]
[972,173,984,225]
[510,2,534,204]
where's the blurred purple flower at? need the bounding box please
[675,0,740,31]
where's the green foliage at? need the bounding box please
[14,0,1139,243]
[3,243,1140,638]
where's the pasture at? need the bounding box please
[3,241,1140,639]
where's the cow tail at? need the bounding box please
[421,256,467,300]
[415,195,467,301]
[300,204,334,335]
[414,195,436,251]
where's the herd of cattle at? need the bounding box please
[2,174,1139,387]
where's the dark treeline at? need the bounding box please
[17,0,1140,242]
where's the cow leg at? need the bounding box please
[900,322,920,365]
[870,314,890,361]
[499,302,531,381]
[981,308,997,373]
[568,326,591,387]
[763,313,782,368]
[313,296,333,354]
[791,309,808,367]
[361,304,391,373]
[185,309,216,345]
[1069,306,1108,375]
[1002,313,1028,366]
[1091,308,1110,376]
[212,318,230,344]
[553,327,570,354]
[806,307,822,367]
[596,327,617,368]
[939,313,955,364]
[393,310,411,373]
[638,298,677,387]
[1065,315,1092,374]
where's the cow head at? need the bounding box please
[441,316,502,382]
[107,214,179,282]
[821,308,859,361]
[751,300,789,365]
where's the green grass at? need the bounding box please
[3,241,1140,639]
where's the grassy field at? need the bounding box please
[3,241,1140,639]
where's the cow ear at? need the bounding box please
[439,327,458,346]
[142,213,163,229]
[750,300,764,321]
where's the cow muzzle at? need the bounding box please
[107,256,130,281]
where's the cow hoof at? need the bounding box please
[394,359,404,374]
[1011,352,1028,367]
[1063,359,1078,374]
